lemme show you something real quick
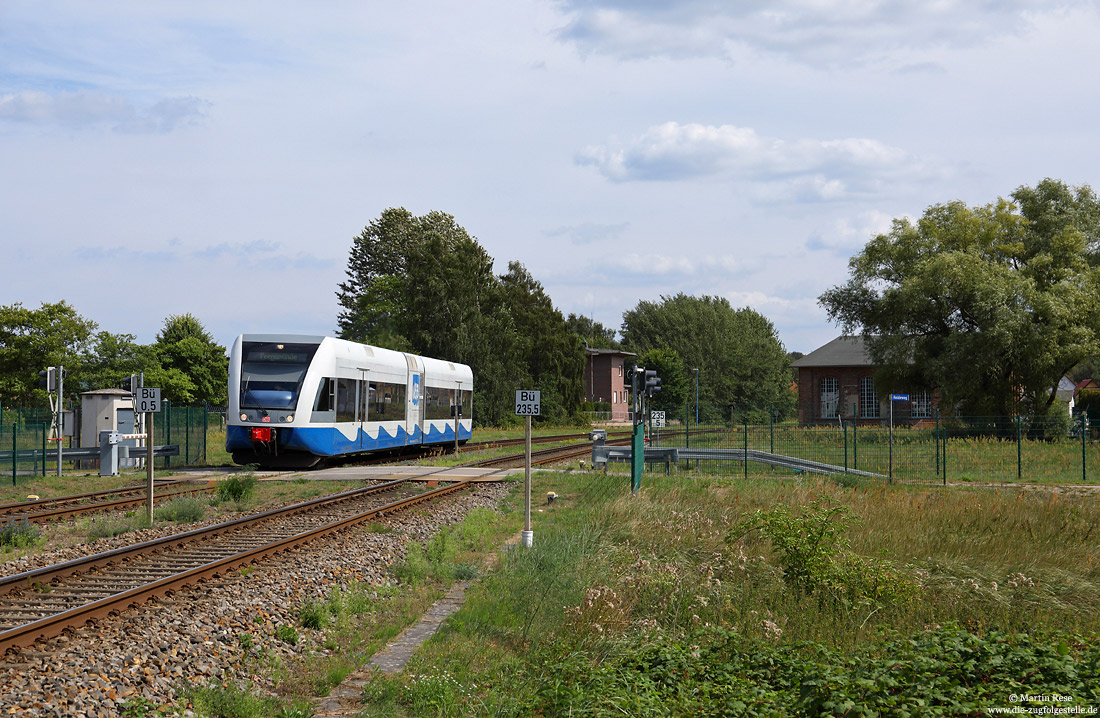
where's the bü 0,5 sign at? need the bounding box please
[136,387,161,413]
[515,390,541,416]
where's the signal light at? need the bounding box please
[37,367,57,392]
[644,370,662,397]
[250,427,272,442]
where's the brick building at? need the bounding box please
[791,336,934,425]
[584,348,635,422]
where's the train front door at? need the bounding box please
[405,354,424,445]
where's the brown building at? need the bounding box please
[791,336,934,425]
[584,348,635,422]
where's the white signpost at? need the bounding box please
[136,388,161,521]
[651,411,666,428]
[515,391,541,547]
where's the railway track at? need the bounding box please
[0,481,215,524]
[0,475,475,654]
[466,435,632,469]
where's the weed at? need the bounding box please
[238,632,254,649]
[217,474,257,504]
[183,682,281,717]
[86,513,150,541]
[153,496,206,523]
[300,600,328,630]
[0,518,42,549]
[276,624,299,645]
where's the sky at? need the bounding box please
[4,1,1100,356]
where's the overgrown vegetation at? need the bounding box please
[216,474,257,505]
[0,517,42,549]
[356,471,1100,716]
[153,496,206,523]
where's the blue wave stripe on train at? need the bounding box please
[226,423,473,458]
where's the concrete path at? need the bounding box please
[311,581,471,717]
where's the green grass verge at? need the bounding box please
[355,471,1100,716]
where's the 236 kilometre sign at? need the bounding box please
[515,390,541,416]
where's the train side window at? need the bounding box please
[336,378,356,422]
[313,378,335,412]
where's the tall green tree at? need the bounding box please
[153,314,228,405]
[0,301,96,406]
[621,294,793,422]
[819,179,1100,416]
[337,208,532,425]
[501,262,586,422]
[566,313,620,349]
[634,347,689,418]
[81,331,194,402]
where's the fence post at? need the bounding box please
[165,400,172,469]
[11,423,17,486]
[843,419,848,472]
[1083,414,1089,483]
[852,419,858,470]
[185,406,191,464]
[743,420,749,480]
[1016,416,1022,482]
[769,406,775,455]
[935,410,940,478]
[203,401,209,465]
[942,423,948,485]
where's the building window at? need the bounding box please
[820,377,839,418]
[618,365,623,377]
[860,377,880,418]
[613,391,618,404]
[912,391,932,418]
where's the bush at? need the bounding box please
[275,624,299,645]
[217,475,257,504]
[153,496,206,523]
[733,499,915,608]
[0,517,42,549]
[299,600,328,630]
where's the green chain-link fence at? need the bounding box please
[1,402,210,482]
[644,402,1098,484]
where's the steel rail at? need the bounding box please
[0,476,418,595]
[2,485,217,524]
[0,480,189,517]
[0,478,472,653]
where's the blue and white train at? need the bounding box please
[226,334,473,467]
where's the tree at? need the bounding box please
[819,179,1100,416]
[634,347,689,418]
[0,301,96,406]
[81,331,194,402]
[153,314,228,405]
[337,208,530,425]
[566,313,620,349]
[621,294,794,422]
[501,262,586,422]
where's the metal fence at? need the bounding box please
[644,411,1097,484]
[2,403,212,483]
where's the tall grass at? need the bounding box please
[362,470,1100,716]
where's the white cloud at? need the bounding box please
[0,91,208,133]
[805,210,902,254]
[577,122,937,200]
[545,221,631,245]
[553,1,1091,65]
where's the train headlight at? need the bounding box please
[240,413,248,421]
[284,414,294,422]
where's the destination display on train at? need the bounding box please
[247,350,309,363]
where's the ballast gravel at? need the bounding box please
[0,481,511,716]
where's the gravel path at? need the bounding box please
[0,481,511,716]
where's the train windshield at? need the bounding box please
[239,342,320,409]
